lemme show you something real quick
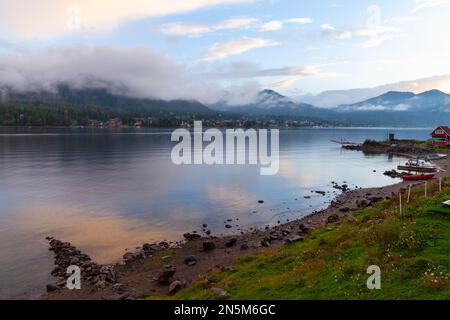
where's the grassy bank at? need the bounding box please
[166,180,450,300]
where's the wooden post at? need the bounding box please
[407,184,412,204]
[425,182,428,198]
[399,192,403,219]
[439,177,442,192]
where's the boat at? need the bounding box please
[402,174,435,181]
[330,139,362,149]
[397,159,437,173]
[424,153,448,161]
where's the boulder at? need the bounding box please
[225,238,237,248]
[46,284,59,293]
[327,214,340,224]
[183,233,201,241]
[240,244,249,250]
[210,287,230,299]
[169,280,185,295]
[184,256,197,266]
[203,241,216,252]
[285,236,304,244]
[298,224,311,235]
[157,265,176,285]
[260,239,271,247]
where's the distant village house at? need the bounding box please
[106,118,122,128]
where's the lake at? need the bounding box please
[0,127,431,299]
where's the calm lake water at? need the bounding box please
[0,127,430,299]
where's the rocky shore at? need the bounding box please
[41,184,410,300]
[41,150,450,300]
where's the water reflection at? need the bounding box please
[0,128,429,299]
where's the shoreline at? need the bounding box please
[43,153,450,300]
[40,183,405,300]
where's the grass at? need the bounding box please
[166,180,450,300]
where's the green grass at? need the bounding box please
[168,181,450,300]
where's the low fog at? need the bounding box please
[0,44,261,105]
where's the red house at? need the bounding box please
[431,126,450,146]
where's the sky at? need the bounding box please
[0,0,449,106]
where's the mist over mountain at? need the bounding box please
[212,88,450,126]
[210,89,338,119]
[2,82,450,127]
[338,90,450,112]
[297,74,450,108]
[0,84,213,115]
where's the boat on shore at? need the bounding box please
[402,174,435,181]
[397,159,438,173]
[424,153,448,161]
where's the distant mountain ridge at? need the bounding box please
[212,88,450,126]
[0,84,212,115]
[338,89,450,112]
[210,89,338,120]
[2,84,450,127]
[297,74,450,107]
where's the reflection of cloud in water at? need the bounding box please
[277,158,334,188]
[17,205,187,264]
[207,185,256,210]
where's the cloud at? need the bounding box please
[270,78,298,89]
[161,17,257,37]
[259,20,284,31]
[413,0,450,12]
[389,16,419,25]
[351,104,411,111]
[0,44,262,105]
[321,24,352,39]
[259,17,313,32]
[287,18,314,24]
[321,23,396,48]
[0,0,255,38]
[201,37,280,61]
[355,26,396,48]
[205,62,317,78]
[162,16,313,36]
[0,38,25,52]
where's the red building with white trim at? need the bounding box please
[431,126,450,146]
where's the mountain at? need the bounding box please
[211,89,338,120]
[325,89,450,126]
[211,88,450,126]
[297,74,450,108]
[3,84,450,127]
[0,84,213,115]
[338,90,450,112]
